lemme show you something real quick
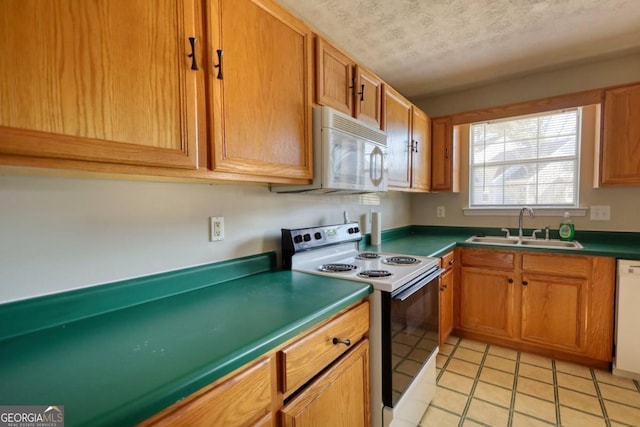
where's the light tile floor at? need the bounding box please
[420,336,640,426]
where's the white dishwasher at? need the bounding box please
[614,259,640,379]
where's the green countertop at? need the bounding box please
[0,253,371,426]
[362,225,640,260]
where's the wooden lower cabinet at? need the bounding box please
[459,267,515,339]
[280,339,369,427]
[141,356,276,427]
[439,269,454,346]
[439,250,456,346]
[456,247,615,366]
[520,273,588,353]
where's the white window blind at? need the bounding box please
[469,108,580,208]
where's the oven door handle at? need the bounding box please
[392,268,445,301]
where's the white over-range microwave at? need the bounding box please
[271,105,388,194]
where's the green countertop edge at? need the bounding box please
[364,225,640,259]
[0,252,277,341]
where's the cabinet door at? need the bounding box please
[459,267,515,338]
[315,38,354,117]
[431,116,455,191]
[520,274,588,352]
[280,339,370,427]
[0,0,201,170]
[354,66,383,129]
[411,107,431,191]
[384,86,412,188]
[439,268,454,346]
[600,83,640,186]
[208,0,313,181]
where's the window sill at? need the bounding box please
[463,207,588,217]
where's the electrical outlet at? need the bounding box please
[590,206,610,221]
[436,206,445,218]
[210,217,224,241]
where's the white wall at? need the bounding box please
[0,173,410,303]
[414,50,640,118]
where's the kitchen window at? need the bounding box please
[469,108,581,208]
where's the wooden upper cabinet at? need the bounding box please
[315,38,354,117]
[207,0,313,181]
[431,116,459,192]
[384,86,412,188]
[599,83,640,186]
[315,37,382,129]
[354,66,383,128]
[411,107,431,191]
[0,0,203,170]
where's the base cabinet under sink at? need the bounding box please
[456,247,615,367]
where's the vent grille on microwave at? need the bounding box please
[327,111,387,146]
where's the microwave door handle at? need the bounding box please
[392,268,445,301]
[370,146,383,185]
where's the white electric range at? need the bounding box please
[282,222,443,427]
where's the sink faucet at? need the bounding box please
[518,206,535,239]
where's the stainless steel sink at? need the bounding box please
[466,236,520,245]
[465,235,583,249]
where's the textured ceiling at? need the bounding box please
[277,0,640,98]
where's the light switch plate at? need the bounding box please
[590,206,610,221]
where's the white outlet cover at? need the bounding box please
[210,217,225,241]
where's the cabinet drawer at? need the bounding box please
[461,247,514,270]
[279,300,369,396]
[441,251,456,271]
[145,356,274,427]
[522,253,591,278]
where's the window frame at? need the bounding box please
[467,108,582,210]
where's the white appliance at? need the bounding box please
[614,259,640,379]
[271,106,388,194]
[281,223,443,427]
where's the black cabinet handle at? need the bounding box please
[214,49,223,80]
[412,140,419,153]
[522,281,528,286]
[349,77,356,94]
[445,147,450,159]
[508,278,514,284]
[332,337,351,346]
[357,84,365,101]
[188,37,198,70]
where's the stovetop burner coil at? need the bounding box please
[358,269,393,278]
[356,252,380,260]
[382,256,421,265]
[318,263,358,273]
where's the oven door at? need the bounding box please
[381,267,444,407]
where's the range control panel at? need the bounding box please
[282,222,362,256]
